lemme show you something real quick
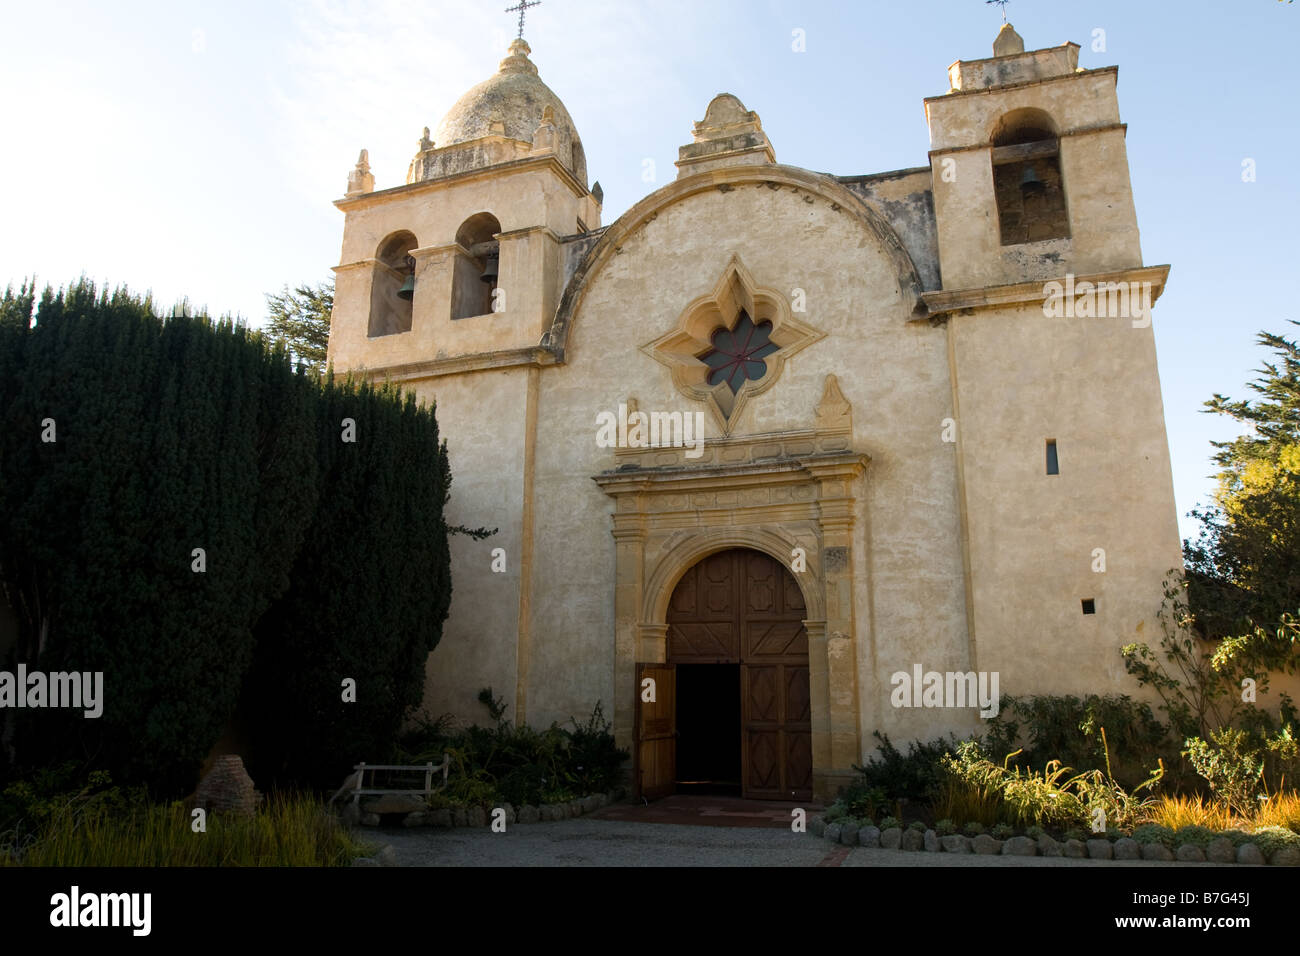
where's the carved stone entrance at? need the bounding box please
[595,375,870,802]
[666,548,812,800]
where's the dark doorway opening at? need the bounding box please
[674,663,741,795]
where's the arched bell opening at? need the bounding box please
[369,231,417,337]
[451,212,502,320]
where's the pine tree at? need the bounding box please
[265,280,332,373]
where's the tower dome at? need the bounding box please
[408,39,587,186]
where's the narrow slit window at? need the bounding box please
[1046,439,1059,475]
[1081,598,1096,615]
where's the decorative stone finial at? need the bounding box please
[993,22,1024,57]
[676,93,775,179]
[346,148,374,196]
[499,37,539,75]
[815,374,852,435]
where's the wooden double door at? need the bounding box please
[637,548,813,801]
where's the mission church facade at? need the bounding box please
[327,23,1181,801]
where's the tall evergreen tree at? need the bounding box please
[1186,321,1300,638]
[265,280,332,374]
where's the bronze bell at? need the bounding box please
[397,254,416,300]
[1020,165,1046,196]
[479,252,499,285]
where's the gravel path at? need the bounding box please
[376,819,1227,867]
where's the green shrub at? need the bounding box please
[1220,828,1251,847]
[934,819,956,836]
[390,698,627,808]
[1250,825,1300,858]
[1173,825,1214,848]
[853,733,959,804]
[241,375,456,790]
[991,823,1014,840]
[907,820,926,833]
[941,739,1162,831]
[963,821,986,836]
[823,803,847,824]
[1133,823,1175,849]
[0,283,319,794]
[1182,728,1271,815]
[983,693,1171,790]
[1063,827,1087,842]
[879,816,900,831]
[837,780,887,821]
[1025,825,1046,841]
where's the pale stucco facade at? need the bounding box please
[327,27,1184,800]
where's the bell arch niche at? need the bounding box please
[990,108,1070,245]
[369,231,417,337]
[452,212,502,320]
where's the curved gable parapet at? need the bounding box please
[543,164,927,361]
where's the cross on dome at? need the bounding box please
[505,0,540,40]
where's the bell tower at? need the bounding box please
[925,22,1147,289]
[918,24,1182,698]
[327,38,601,379]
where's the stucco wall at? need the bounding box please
[527,174,971,754]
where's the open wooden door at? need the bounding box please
[634,662,676,800]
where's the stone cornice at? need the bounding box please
[927,122,1128,158]
[923,64,1118,107]
[333,153,589,211]
[914,264,1170,322]
[343,345,559,384]
[593,450,870,495]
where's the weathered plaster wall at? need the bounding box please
[527,173,971,757]
[949,301,1183,701]
[406,369,531,725]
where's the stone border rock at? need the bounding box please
[808,816,1298,866]
[350,787,627,830]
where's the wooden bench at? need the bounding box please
[329,757,450,807]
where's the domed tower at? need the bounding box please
[328,38,602,377]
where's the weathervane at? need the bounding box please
[505,0,540,40]
[986,0,1010,23]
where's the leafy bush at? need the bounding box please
[1182,728,1267,815]
[991,823,1014,840]
[878,816,900,831]
[1173,825,1214,848]
[1133,823,1176,849]
[391,695,627,808]
[1250,825,1300,858]
[1024,825,1046,841]
[934,819,956,836]
[983,693,1171,790]
[837,780,887,821]
[941,740,1163,831]
[852,733,960,805]
[963,821,986,836]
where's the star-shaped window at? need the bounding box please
[640,254,825,434]
[698,310,779,394]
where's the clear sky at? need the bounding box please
[1,0,1296,546]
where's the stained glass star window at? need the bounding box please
[698,310,779,394]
